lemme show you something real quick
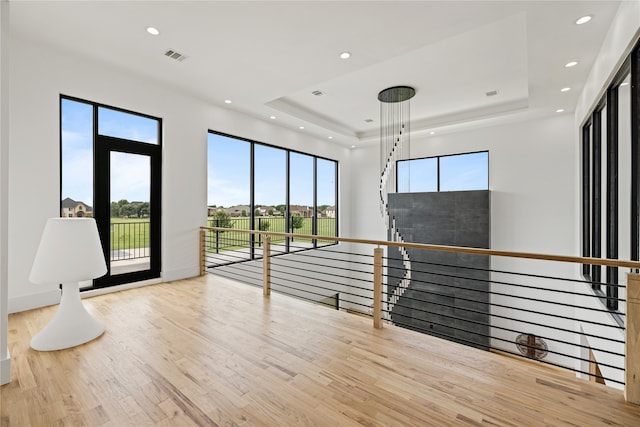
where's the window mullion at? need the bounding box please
[606,88,619,309]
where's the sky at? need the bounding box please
[207,133,337,208]
[397,151,488,193]
[61,99,158,206]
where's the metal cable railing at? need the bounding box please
[199,226,640,403]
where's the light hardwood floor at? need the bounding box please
[2,274,640,426]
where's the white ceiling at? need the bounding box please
[8,1,622,147]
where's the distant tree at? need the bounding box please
[242,209,247,217]
[110,202,120,218]
[289,213,304,232]
[212,210,234,229]
[254,208,261,216]
[276,204,286,214]
[120,203,138,218]
[268,208,274,216]
[139,202,150,217]
[259,220,270,231]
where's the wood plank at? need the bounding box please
[627,272,640,403]
[1,274,640,426]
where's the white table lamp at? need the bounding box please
[29,218,107,351]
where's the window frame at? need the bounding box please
[60,94,163,289]
[580,41,639,316]
[207,130,339,260]
[395,150,489,193]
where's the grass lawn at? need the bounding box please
[108,216,336,253]
[110,218,150,251]
[205,216,337,252]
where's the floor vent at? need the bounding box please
[516,333,548,360]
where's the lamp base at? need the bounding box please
[30,282,105,351]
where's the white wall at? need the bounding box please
[1,0,11,386]
[6,33,351,313]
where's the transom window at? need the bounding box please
[396,151,489,193]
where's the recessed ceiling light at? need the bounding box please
[339,51,351,59]
[429,131,436,135]
[576,15,592,25]
[351,145,356,148]
[565,61,578,68]
[328,136,333,139]
[561,87,571,92]
[299,126,305,130]
[224,99,232,104]
[146,26,160,36]
[556,109,565,113]
[269,115,276,119]
[621,82,630,87]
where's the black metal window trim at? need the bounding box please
[580,39,640,319]
[581,124,591,277]
[591,107,602,290]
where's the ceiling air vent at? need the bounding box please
[164,49,187,62]
[515,333,548,360]
[312,90,325,96]
[364,119,374,123]
[485,90,499,97]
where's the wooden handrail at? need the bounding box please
[200,226,640,269]
[626,273,640,405]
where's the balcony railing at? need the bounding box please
[205,216,336,256]
[110,221,149,261]
[199,226,640,404]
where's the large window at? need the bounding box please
[207,131,338,256]
[396,151,489,193]
[61,96,162,288]
[581,41,639,313]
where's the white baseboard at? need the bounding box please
[8,289,60,314]
[1,351,10,385]
[81,277,161,299]
[8,267,199,314]
[162,266,199,282]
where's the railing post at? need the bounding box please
[626,272,640,404]
[373,247,383,329]
[215,219,219,253]
[263,236,271,296]
[199,229,205,276]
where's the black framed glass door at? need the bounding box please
[94,135,161,287]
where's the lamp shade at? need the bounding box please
[30,218,107,285]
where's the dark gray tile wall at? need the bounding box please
[388,190,490,350]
